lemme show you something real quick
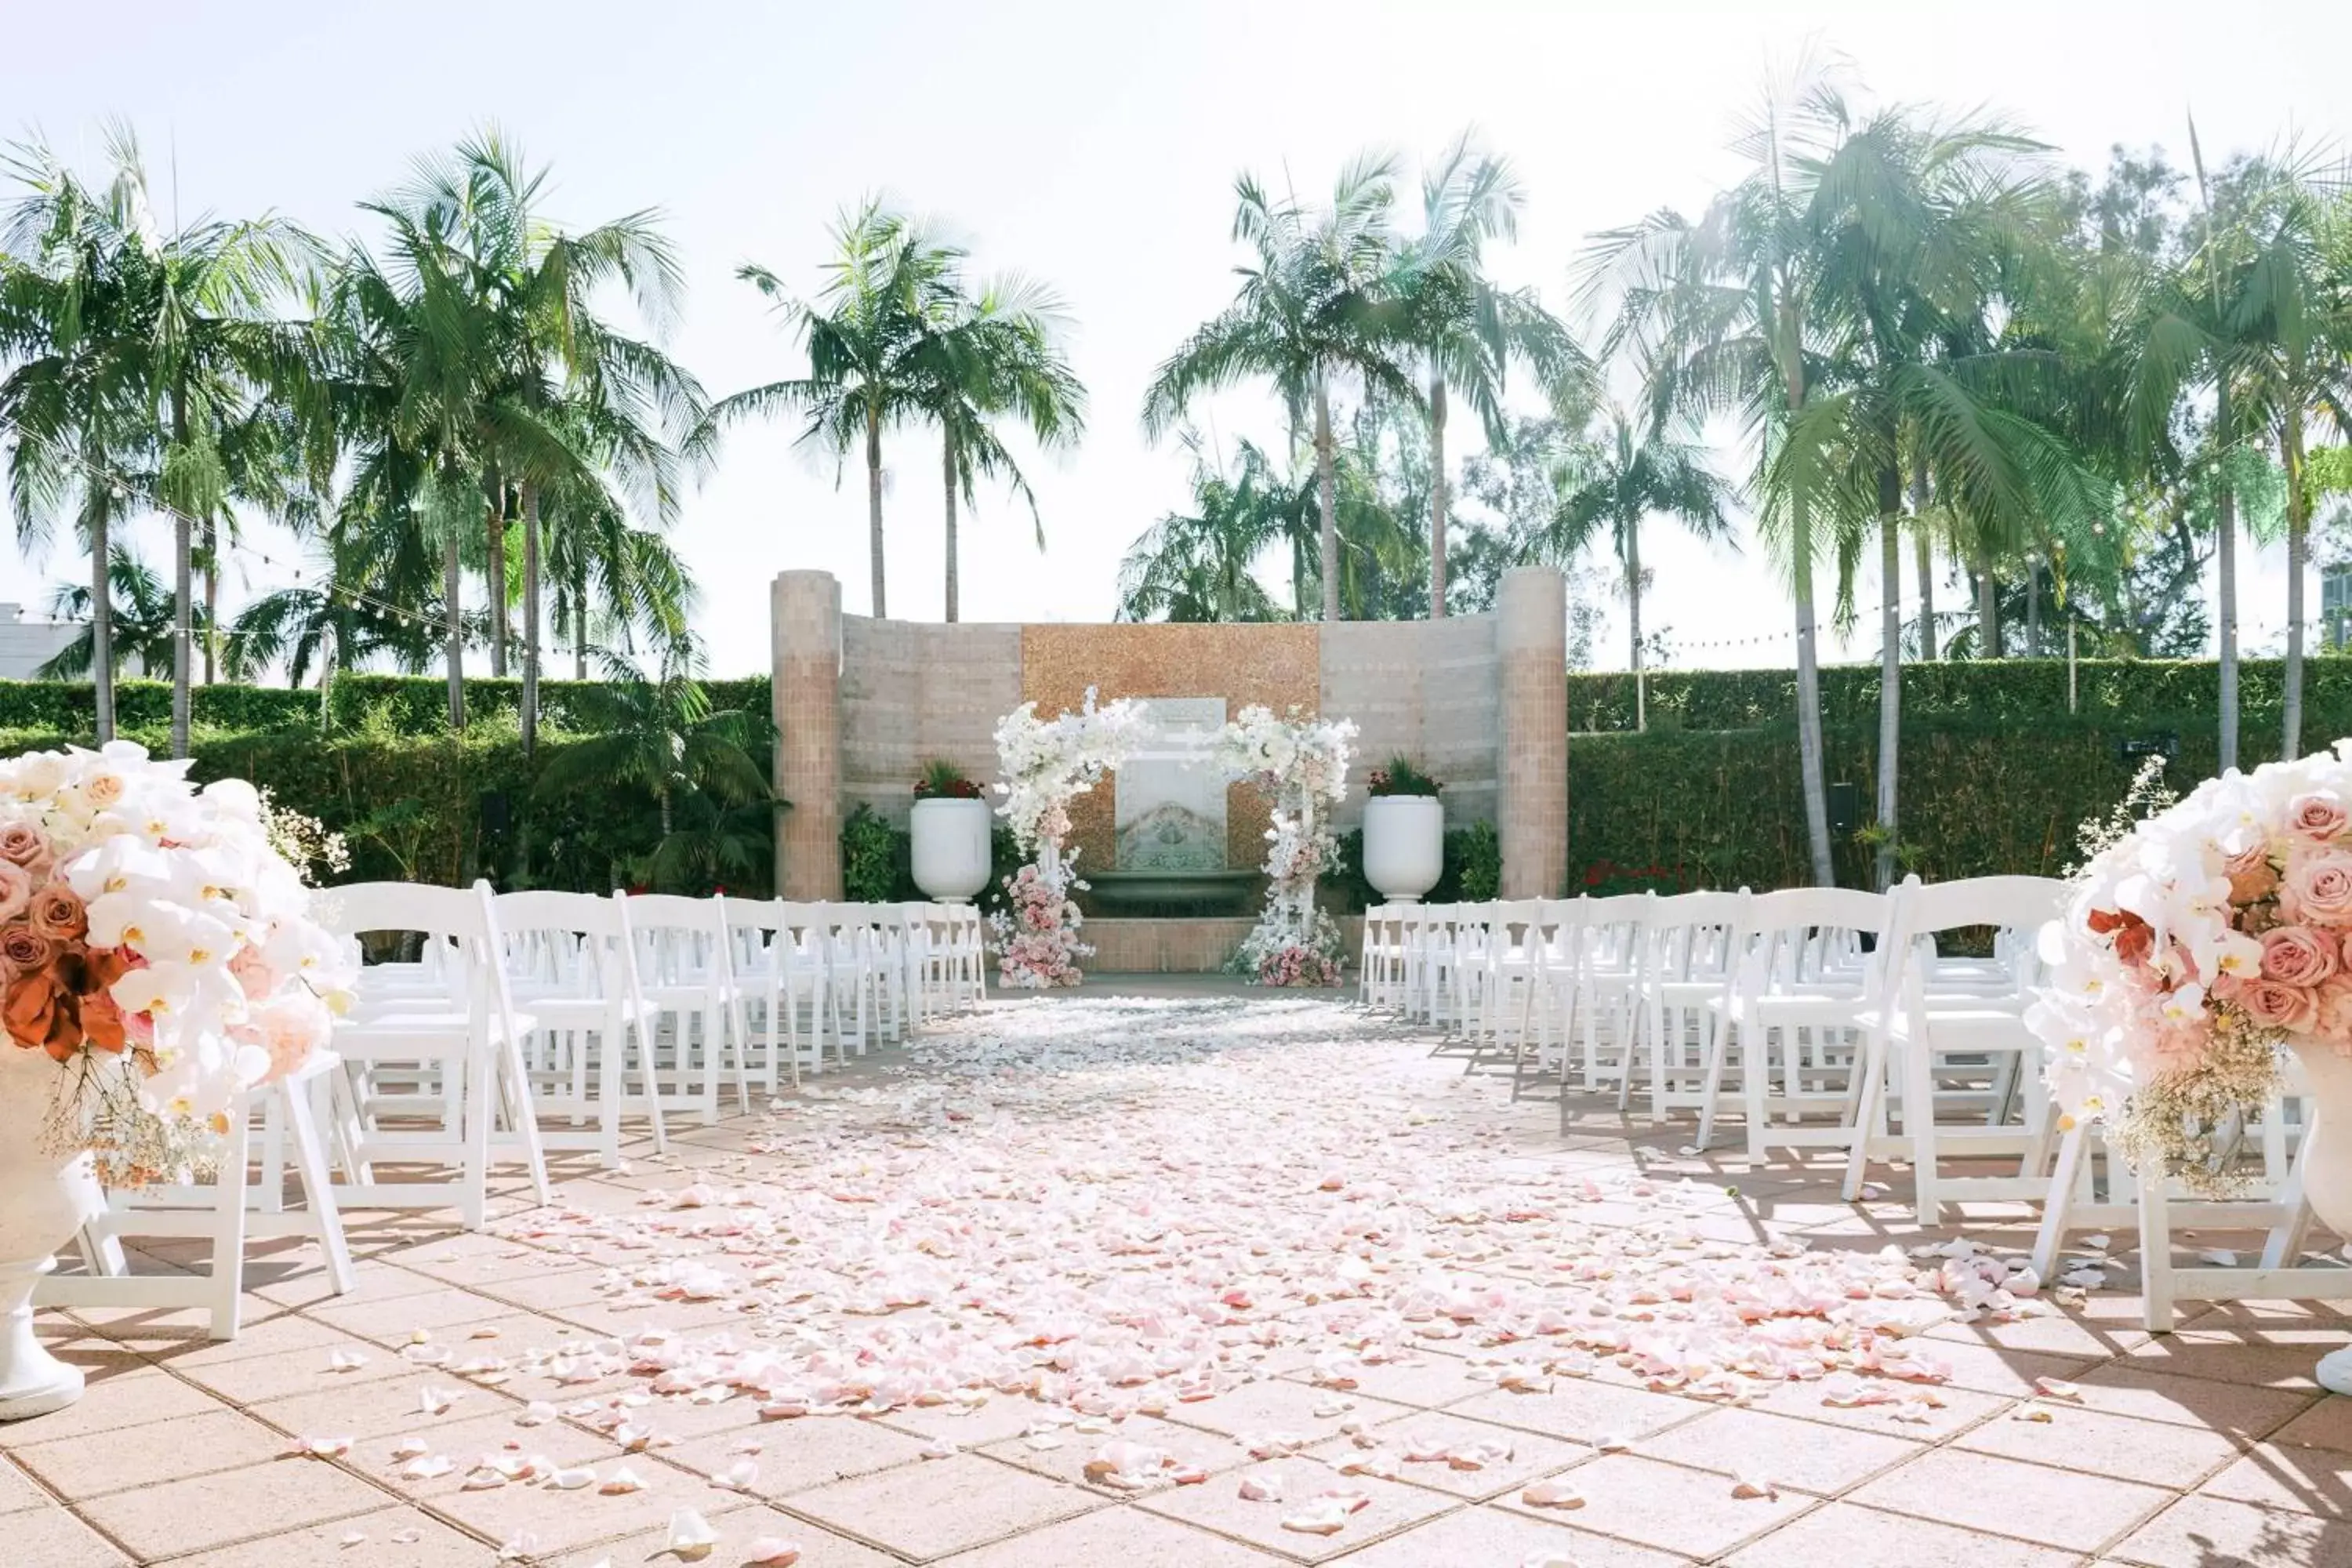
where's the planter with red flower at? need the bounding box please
[910,760,992,903]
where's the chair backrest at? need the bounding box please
[315,881,492,959]
[625,893,730,985]
[1883,875,2066,999]
[1646,888,1751,981]
[1744,885,1891,988]
[494,888,630,996]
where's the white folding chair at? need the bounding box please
[1841,875,2067,1223]
[626,895,749,1123]
[1700,885,1891,1160]
[315,880,550,1230]
[495,890,669,1166]
[1628,889,1751,1126]
[41,1052,354,1341]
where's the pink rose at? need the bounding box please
[2281,849,2352,926]
[0,824,50,881]
[2236,978,2320,1033]
[2225,843,2281,905]
[2317,977,2352,1042]
[2262,925,2339,986]
[0,861,30,926]
[2290,793,2352,844]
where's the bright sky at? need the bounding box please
[3,1,2347,678]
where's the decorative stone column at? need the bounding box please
[1496,565,1568,898]
[772,571,844,898]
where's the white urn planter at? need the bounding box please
[2283,1039,2352,1394]
[1362,795,1444,904]
[0,1047,103,1420]
[910,797,993,902]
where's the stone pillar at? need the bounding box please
[773,571,844,898]
[1496,565,1568,898]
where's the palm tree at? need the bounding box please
[696,201,956,618]
[916,273,1086,621]
[38,544,183,680]
[1527,407,1731,728]
[1582,59,1857,884]
[2227,165,2352,758]
[1773,107,2096,887]
[1143,154,1421,622]
[1394,136,1586,615]
[1116,432,1290,622]
[532,639,772,886]
[0,140,147,741]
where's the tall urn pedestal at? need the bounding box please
[2284,1038,2352,1396]
[0,1050,103,1420]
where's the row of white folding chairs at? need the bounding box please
[1363,880,2063,1221]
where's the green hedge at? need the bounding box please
[0,674,771,742]
[1567,657,2352,735]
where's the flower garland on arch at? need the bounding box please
[989,690,1145,988]
[1214,706,1356,988]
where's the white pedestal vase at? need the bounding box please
[2283,1038,2352,1395]
[0,1048,104,1421]
[1362,795,1443,904]
[910,798,993,903]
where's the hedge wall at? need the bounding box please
[1566,655,2352,735]
[0,674,772,742]
[1566,660,2352,892]
[12,655,2325,898]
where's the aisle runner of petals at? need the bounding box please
[354,998,2058,1557]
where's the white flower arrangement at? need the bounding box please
[990,689,1145,987]
[1214,706,1355,986]
[2027,744,2352,1192]
[0,742,358,1183]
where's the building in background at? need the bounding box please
[2327,564,2352,652]
[0,604,79,680]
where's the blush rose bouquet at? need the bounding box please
[2027,746,2352,1191]
[0,743,358,1183]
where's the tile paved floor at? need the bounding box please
[7,980,2352,1566]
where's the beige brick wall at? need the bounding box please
[1319,616,1501,829]
[840,617,1025,826]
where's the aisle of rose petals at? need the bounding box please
[42,991,2292,1567]
[423,994,2010,1563]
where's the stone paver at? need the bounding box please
[2,986,2350,1566]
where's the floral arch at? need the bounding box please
[990,691,1356,989]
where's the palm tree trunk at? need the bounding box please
[1428,365,1448,618]
[91,493,114,745]
[942,437,960,623]
[1625,517,1644,731]
[2285,415,2308,760]
[1875,469,1904,892]
[1911,451,1933,659]
[169,382,192,761]
[572,580,588,681]
[522,483,542,757]
[487,481,509,678]
[201,517,217,685]
[1794,546,1834,887]
[1314,374,1340,622]
[2026,561,2042,656]
[866,408,887,618]
[1975,550,1999,659]
[659,786,673,841]
[444,528,466,731]
[1782,341,1834,887]
[2216,376,2240,773]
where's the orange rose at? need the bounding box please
[4,973,79,1062]
[0,926,53,974]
